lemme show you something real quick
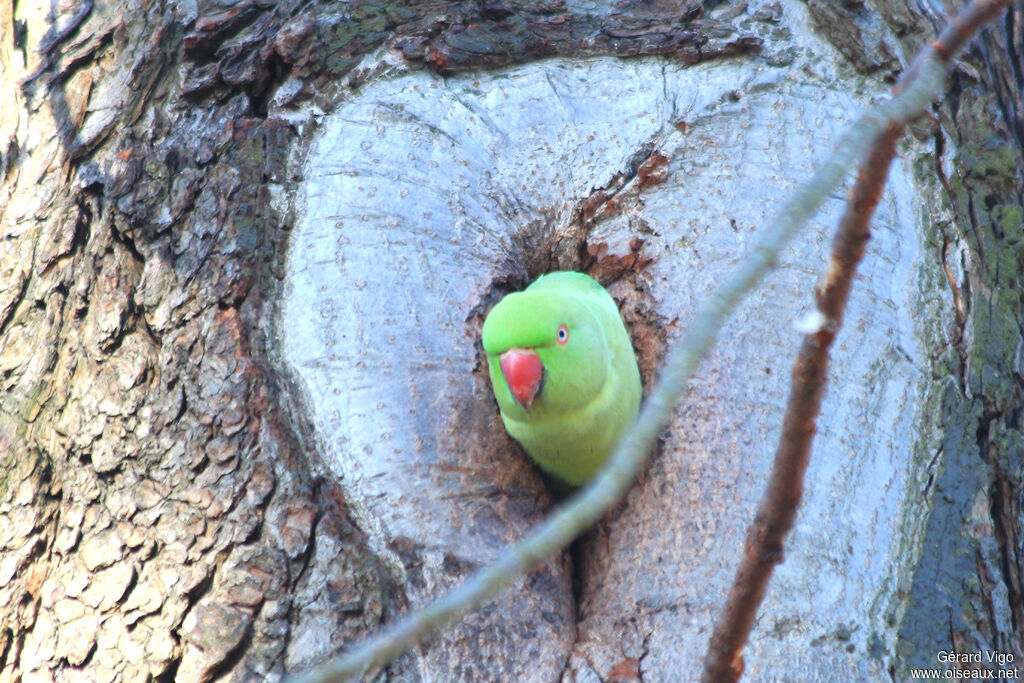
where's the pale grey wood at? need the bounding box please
[279,1,954,680]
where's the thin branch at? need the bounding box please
[700,121,904,683]
[932,0,1012,62]
[700,1,1012,680]
[291,2,1010,680]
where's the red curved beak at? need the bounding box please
[499,349,544,409]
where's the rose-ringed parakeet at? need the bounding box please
[482,271,642,488]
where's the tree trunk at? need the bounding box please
[0,1,1020,682]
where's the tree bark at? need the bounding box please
[0,1,1020,682]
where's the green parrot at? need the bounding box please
[481,271,642,488]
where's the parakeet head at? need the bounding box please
[482,287,610,418]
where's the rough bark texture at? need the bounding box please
[893,1,1024,676]
[0,1,400,681]
[0,2,1021,683]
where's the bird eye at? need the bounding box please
[556,324,569,345]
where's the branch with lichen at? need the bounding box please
[291,2,1011,681]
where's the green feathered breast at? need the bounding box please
[481,271,642,487]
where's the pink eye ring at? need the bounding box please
[556,324,569,345]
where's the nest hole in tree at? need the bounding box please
[465,183,674,602]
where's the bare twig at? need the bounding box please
[700,1,1011,680]
[700,121,904,683]
[932,0,1012,62]
[292,2,1010,681]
